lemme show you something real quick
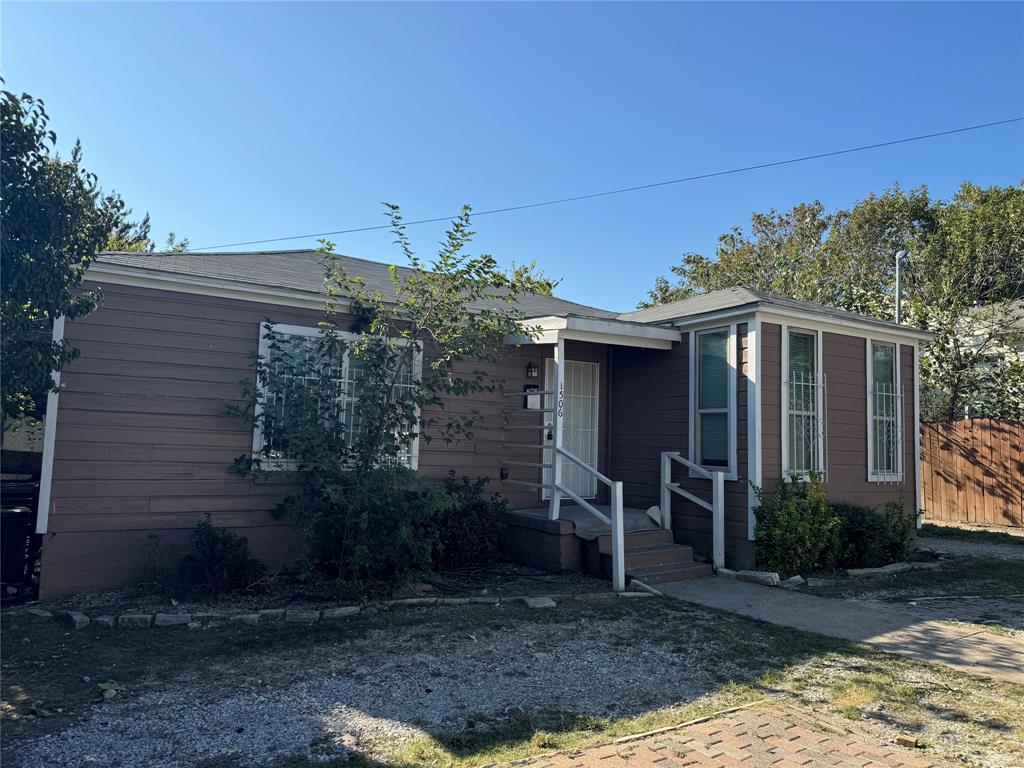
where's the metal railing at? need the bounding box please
[785,372,828,480]
[498,370,626,592]
[658,451,726,570]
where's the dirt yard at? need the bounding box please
[3,586,1022,768]
[800,535,1024,637]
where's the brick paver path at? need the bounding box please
[526,703,950,768]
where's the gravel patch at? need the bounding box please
[917,536,1024,561]
[8,609,746,767]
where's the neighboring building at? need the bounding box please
[35,251,933,597]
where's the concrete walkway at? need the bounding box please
[660,577,1024,684]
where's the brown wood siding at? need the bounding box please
[760,327,917,514]
[609,324,755,569]
[41,282,611,596]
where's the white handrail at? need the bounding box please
[659,451,726,571]
[556,446,614,487]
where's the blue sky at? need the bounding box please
[4,2,1023,311]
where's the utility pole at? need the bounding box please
[895,249,908,324]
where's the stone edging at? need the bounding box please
[716,560,943,589]
[21,591,656,631]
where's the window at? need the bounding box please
[692,327,735,475]
[784,329,825,478]
[868,341,902,482]
[252,323,420,470]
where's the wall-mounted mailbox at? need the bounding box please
[523,384,541,410]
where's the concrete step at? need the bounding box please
[625,543,695,570]
[600,543,696,572]
[596,527,673,554]
[627,562,714,584]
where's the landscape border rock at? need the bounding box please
[844,561,942,578]
[16,590,657,636]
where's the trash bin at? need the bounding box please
[1,506,34,585]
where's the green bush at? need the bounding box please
[756,478,916,574]
[754,475,842,575]
[178,514,267,596]
[829,499,913,568]
[429,472,507,569]
[278,468,507,589]
[283,465,452,589]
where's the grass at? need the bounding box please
[919,522,1024,546]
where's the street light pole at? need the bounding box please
[895,249,908,324]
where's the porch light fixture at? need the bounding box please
[525,361,539,379]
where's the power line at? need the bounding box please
[192,116,1024,251]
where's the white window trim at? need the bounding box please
[252,322,422,472]
[780,325,826,481]
[865,339,903,483]
[688,324,738,481]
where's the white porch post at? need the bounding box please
[712,470,725,570]
[659,451,672,530]
[548,335,565,520]
[610,480,625,592]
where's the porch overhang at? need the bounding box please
[510,314,681,350]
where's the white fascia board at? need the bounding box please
[515,315,680,349]
[666,306,759,329]
[87,263,347,312]
[756,309,933,344]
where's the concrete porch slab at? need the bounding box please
[508,505,660,539]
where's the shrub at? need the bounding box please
[283,465,453,589]
[178,514,266,596]
[829,498,915,568]
[754,474,842,575]
[428,472,507,569]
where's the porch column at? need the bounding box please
[548,335,565,520]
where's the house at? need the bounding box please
[35,250,933,597]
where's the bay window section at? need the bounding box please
[868,341,902,482]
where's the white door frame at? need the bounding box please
[542,358,600,500]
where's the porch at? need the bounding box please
[495,315,729,590]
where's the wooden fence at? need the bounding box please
[920,419,1023,528]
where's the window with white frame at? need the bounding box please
[868,341,902,482]
[784,329,825,478]
[252,324,420,469]
[694,327,733,472]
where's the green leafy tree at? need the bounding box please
[231,204,547,585]
[643,183,1024,421]
[1,89,185,434]
[1,90,106,429]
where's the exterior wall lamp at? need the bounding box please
[526,361,539,379]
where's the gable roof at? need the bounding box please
[617,286,934,339]
[94,249,617,320]
[93,250,932,340]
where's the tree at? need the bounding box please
[642,183,1024,421]
[1,89,185,433]
[230,204,549,584]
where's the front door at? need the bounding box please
[542,359,599,500]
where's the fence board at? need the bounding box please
[921,419,1023,528]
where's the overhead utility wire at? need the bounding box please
[192,116,1024,251]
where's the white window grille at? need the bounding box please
[783,329,827,479]
[252,323,420,470]
[868,341,903,483]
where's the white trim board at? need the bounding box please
[35,316,65,535]
[88,263,341,312]
[746,319,761,541]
